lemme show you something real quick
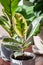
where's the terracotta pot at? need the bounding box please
[10,52,35,65]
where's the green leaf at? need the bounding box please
[25,16,43,43]
[16,5,34,18]
[14,52,23,58]
[0,0,20,17]
[11,0,20,16]
[0,16,12,36]
[26,24,32,39]
[3,44,21,51]
[0,16,10,27]
[33,23,40,36]
[2,16,8,21]
[34,0,43,15]
[0,20,5,25]
[3,38,22,44]
[16,5,35,25]
[0,0,11,13]
[29,16,43,37]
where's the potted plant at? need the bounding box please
[0,0,36,61]
[10,13,43,65]
[2,12,42,65]
[0,0,43,63]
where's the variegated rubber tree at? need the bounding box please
[0,0,20,37]
[0,0,43,56]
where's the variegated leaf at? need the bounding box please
[13,13,27,39]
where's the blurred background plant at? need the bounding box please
[24,0,43,26]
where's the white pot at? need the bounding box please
[33,26,43,50]
[10,52,35,65]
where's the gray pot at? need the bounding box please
[1,44,13,61]
[10,52,35,65]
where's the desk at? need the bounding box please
[0,46,43,65]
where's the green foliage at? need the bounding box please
[0,16,13,36]
[28,16,42,38]
[24,16,43,44]
[0,0,20,37]
[14,52,23,58]
[13,13,27,39]
[16,5,36,26]
[34,0,43,15]
[0,0,20,16]
[26,24,32,39]
[3,44,21,51]
[33,23,40,36]
[0,0,43,53]
[3,15,43,52]
[3,38,22,44]
[25,0,43,15]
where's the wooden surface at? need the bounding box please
[0,58,10,65]
[0,46,43,65]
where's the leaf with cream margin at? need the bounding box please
[3,38,22,44]
[2,44,21,51]
[14,52,23,58]
[25,16,43,43]
[13,13,27,39]
[3,38,22,51]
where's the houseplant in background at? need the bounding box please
[0,0,43,63]
[28,0,43,53]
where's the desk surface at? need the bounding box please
[0,46,43,65]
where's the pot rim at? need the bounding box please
[10,52,35,62]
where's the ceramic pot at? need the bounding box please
[10,52,35,65]
[1,44,13,61]
[33,26,43,50]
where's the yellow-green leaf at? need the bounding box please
[13,13,27,39]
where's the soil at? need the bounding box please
[12,54,33,60]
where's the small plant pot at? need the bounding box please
[1,44,13,61]
[10,52,35,65]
